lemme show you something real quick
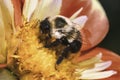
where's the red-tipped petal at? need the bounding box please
[61,0,109,51]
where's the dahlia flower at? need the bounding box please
[0,0,119,80]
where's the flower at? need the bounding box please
[0,0,119,80]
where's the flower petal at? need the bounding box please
[31,0,62,20]
[0,12,6,63]
[61,0,91,17]
[82,61,112,74]
[80,70,117,79]
[76,47,120,79]
[3,0,15,29]
[0,0,14,34]
[12,0,22,26]
[0,0,14,63]
[23,0,38,21]
[95,60,112,70]
[77,53,102,69]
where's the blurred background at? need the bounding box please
[99,0,120,55]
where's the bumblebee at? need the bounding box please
[39,15,82,65]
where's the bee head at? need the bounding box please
[40,17,51,34]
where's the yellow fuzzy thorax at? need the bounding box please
[7,20,78,80]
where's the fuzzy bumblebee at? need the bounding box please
[39,15,82,65]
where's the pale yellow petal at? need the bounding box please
[77,53,102,68]
[0,0,15,37]
[31,0,62,21]
[23,0,38,21]
[0,10,6,63]
[0,0,14,63]
[3,0,15,33]
[80,70,117,79]
[81,61,112,74]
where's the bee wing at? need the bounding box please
[72,16,88,30]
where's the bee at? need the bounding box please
[39,15,84,65]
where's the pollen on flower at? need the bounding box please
[7,20,78,80]
[7,24,117,80]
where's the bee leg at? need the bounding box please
[45,34,51,45]
[56,46,70,65]
[56,40,81,65]
[45,39,61,48]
